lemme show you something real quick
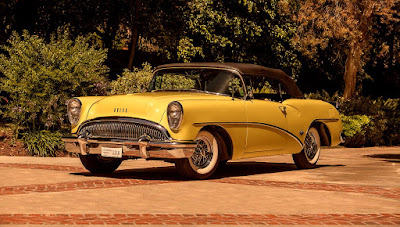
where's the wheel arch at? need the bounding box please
[199,125,233,161]
[309,121,331,146]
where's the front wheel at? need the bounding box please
[175,131,220,179]
[292,127,321,169]
[79,154,122,174]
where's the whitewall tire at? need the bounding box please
[175,130,220,179]
[292,127,321,169]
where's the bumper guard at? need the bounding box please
[62,137,196,159]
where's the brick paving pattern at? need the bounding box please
[1,157,399,225]
[213,178,400,201]
[0,163,84,172]
[1,177,399,202]
[0,213,399,225]
[0,179,173,195]
[1,163,399,201]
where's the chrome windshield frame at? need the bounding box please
[148,67,248,99]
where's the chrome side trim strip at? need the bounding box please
[314,118,339,123]
[193,121,303,147]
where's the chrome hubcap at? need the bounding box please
[191,139,213,169]
[304,132,318,160]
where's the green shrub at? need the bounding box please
[340,96,398,147]
[340,96,383,116]
[381,99,400,145]
[110,63,153,95]
[0,29,109,156]
[341,114,387,147]
[22,131,64,157]
[110,63,199,94]
[305,90,342,103]
[341,114,371,138]
[156,74,197,90]
[307,91,400,147]
[0,29,108,134]
[0,95,6,122]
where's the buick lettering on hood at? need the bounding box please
[63,63,343,179]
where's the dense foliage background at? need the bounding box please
[0,0,399,155]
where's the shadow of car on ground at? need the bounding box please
[71,161,344,181]
[366,154,400,163]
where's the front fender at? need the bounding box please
[71,96,106,133]
[161,99,247,159]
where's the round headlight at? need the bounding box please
[167,101,183,131]
[67,98,81,125]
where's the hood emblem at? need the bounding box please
[114,108,128,113]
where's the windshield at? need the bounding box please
[149,68,246,97]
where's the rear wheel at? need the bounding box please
[79,154,122,174]
[175,131,221,179]
[292,127,321,169]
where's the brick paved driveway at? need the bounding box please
[0,147,399,225]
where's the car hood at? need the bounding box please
[83,91,231,124]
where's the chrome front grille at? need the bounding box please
[79,120,169,141]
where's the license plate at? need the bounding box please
[101,147,123,158]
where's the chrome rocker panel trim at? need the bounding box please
[62,137,196,160]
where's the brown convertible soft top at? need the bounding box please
[156,62,304,98]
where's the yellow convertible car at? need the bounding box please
[63,63,343,179]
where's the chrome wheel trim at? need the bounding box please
[191,139,213,169]
[304,130,320,163]
[189,132,219,174]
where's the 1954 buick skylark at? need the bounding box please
[63,63,343,179]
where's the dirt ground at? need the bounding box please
[0,127,27,157]
[0,127,73,157]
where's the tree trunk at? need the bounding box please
[128,0,140,70]
[343,43,362,99]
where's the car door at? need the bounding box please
[242,76,300,158]
[244,99,290,158]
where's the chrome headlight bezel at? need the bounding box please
[67,98,82,125]
[167,101,183,131]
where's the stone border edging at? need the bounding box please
[0,213,399,225]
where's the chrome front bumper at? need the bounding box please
[62,137,196,159]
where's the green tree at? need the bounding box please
[365,3,400,97]
[293,0,399,99]
[0,0,16,44]
[179,0,301,77]
[0,0,187,70]
[3,0,128,49]
[133,0,187,64]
